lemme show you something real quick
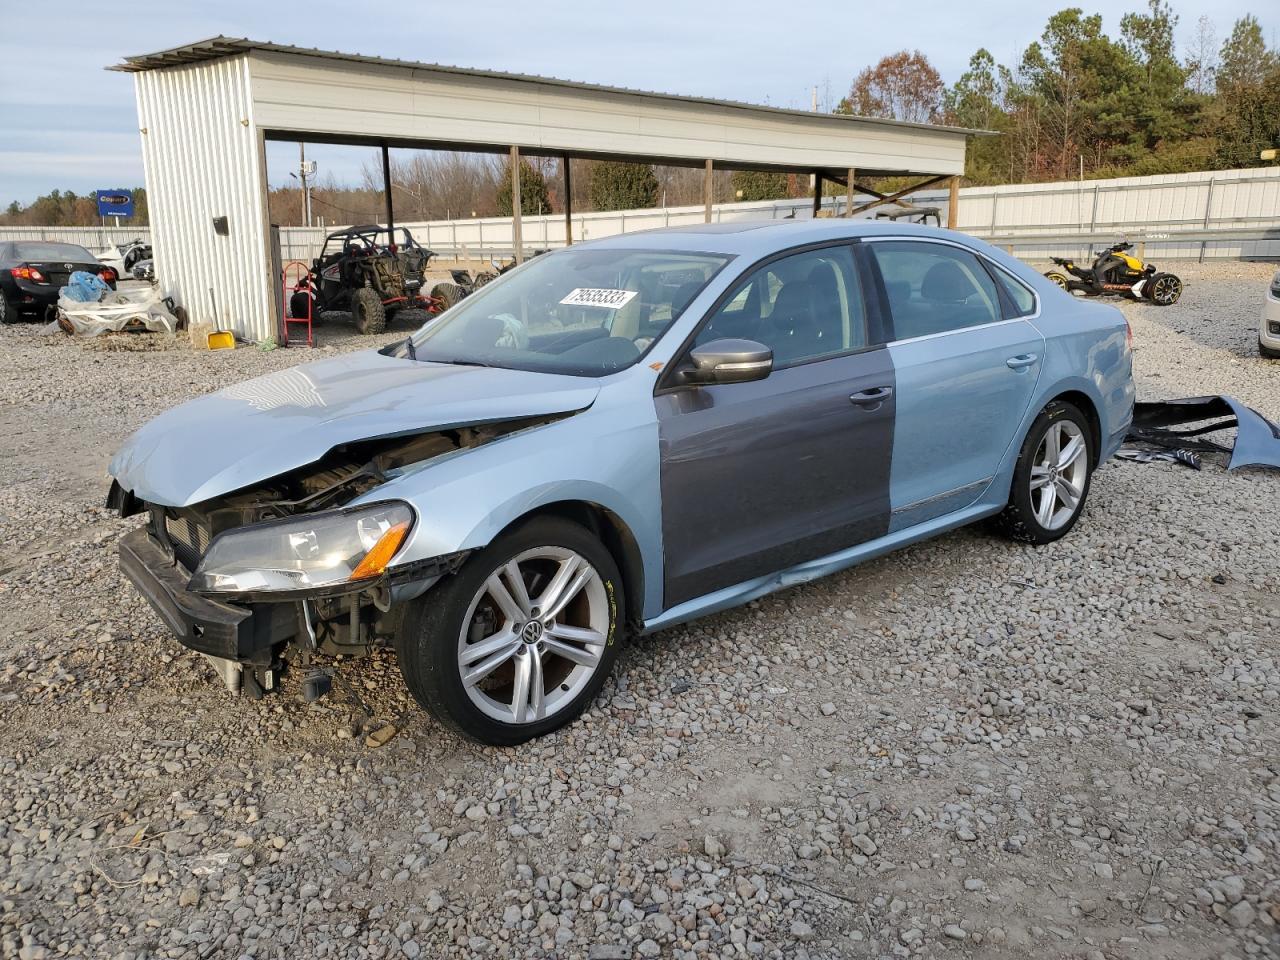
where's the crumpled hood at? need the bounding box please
[110,350,599,506]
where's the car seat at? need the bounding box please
[919,260,989,333]
[769,262,844,363]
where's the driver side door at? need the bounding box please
[655,243,896,609]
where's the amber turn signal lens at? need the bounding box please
[349,522,410,580]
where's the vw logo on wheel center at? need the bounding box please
[521,620,544,644]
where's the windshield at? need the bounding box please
[407,248,731,376]
[15,242,98,262]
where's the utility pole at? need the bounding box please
[298,143,315,227]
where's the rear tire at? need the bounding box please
[395,516,625,746]
[0,292,14,324]
[431,282,466,311]
[1148,273,1182,306]
[995,400,1094,546]
[351,287,386,335]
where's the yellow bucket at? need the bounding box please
[207,330,235,350]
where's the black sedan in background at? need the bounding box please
[0,241,117,323]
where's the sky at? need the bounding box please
[0,0,1272,207]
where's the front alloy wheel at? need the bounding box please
[458,546,610,725]
[396,517,624,745]
[1148,273,1182,306]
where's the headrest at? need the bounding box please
[921,261,975,302]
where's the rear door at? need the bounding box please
[865,239,1044,530]
[656,243,896,608]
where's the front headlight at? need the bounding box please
[190,502,414,595]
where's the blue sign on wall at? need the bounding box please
[96,190,134,218]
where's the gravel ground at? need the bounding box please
[1,263,1277,960]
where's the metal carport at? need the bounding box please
[113,37,983,342]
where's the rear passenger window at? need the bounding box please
[870,241,1002,341]
[696,246,866,368]
[990,266,1037,318]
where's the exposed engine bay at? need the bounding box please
[109,413,567,698]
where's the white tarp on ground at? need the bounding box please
[43,287,178,337]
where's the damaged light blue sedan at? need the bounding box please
[108,221,1134,744]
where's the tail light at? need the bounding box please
[1125,318,1133,350]
[10,265,46,283]
[99,267,117,283]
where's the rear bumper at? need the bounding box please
[7,284,58,311]
[119,527,298,661]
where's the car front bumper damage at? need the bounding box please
[119,527,302,694]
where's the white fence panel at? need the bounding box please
[3,166,1277,275]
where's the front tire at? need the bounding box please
[995,400,1094,545]
[395,517,625,745]
[351,287,386,335]
[1261,338,1280,360]
[1148,273,1182,306]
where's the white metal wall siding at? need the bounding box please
[245,52,967,175]
[136,56,273,340]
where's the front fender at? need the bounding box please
[353,396,666,618]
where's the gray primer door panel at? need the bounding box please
[656,347,896,608]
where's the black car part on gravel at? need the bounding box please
[1123,396,1280,470]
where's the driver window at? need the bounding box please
[696,245,865,368]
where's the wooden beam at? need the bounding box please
[845,168,856,218]
[848,173,953,216]
[812,171,822,218]
[948,175,961,230]
[703,159,714,223]
[562,155,573,246]
[381,143,395,243]
[510,145,523,264]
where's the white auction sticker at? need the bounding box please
[559,287,638,309]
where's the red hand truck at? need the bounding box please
[282,260,314,347]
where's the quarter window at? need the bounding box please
[990,265,1037,318]
[870,241,1002,341]
[697,246,866,368]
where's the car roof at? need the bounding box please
[577,218,990,257]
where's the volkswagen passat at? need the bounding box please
[108,221,1134,744]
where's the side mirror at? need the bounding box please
[682,338,773,385]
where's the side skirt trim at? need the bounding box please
[890,476,991,516]
[640,502,1002,635]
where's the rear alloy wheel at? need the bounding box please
[351,286,386,335]
[395,517,624,745]
[1045,271,1071,290]
[995,400,1094,545]
[1148,273,1182,306]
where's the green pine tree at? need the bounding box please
[588,162,659,211]
[496,158,551,216]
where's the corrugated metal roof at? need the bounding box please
[110,35,992,138]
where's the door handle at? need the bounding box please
[849,385,893,407]
[1006,353,1039,370]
